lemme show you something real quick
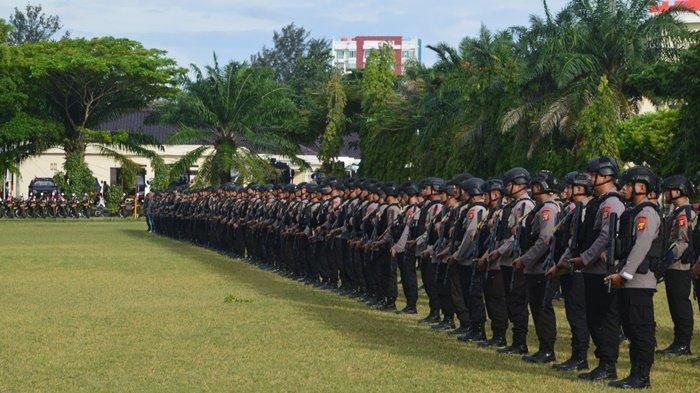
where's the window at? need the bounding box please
[50,163,58,171]
[335,50,345,58]
[349,50,356,58]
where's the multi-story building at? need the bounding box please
[651,0,700,30]
[331,36,422,75]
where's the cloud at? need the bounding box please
[29,0,282,35]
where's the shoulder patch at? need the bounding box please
[541,208,551,221]
[602,205,611,219]
[677,213,686,228]
[637,216,647,232]
[468,209,475,219]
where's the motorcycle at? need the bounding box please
[118,195,138,218]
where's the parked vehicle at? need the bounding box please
[28,178,59,196]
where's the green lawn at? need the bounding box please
[0,220,697,392]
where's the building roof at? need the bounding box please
[96,110,361,159]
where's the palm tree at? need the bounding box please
[156,56,307,185]
[502,0,691,159]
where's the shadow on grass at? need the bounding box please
[120,229,693,383]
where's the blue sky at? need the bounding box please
[0,0,570,67]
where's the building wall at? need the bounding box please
[332,36,421,75]
[5,145,360,197]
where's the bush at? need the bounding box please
[53,152,95,196]
[105,186,123,215]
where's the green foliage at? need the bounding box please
[318,71,347,174]
[0,18,12,43]
[21,37,183,154]
[633,39,700,176]
[575,76,621,165]
[157,56,303,185]
[53,151,94,196]
[105,185,123,214]
[149,156,171,192]
[618,109,678,170]
[7,4,62,44]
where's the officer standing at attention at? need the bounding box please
[657,175,696,356]
[492,167,535,355]
[513,170,561,363]
[549,172,591,371]
[606,167,662,389]
[570,156,626,382]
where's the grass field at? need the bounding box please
[0,220,697,392]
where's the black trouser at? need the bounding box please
[664,269,694,347]
[525,273,557,353]
[583,273,621,366]
[437,262,455,319]
[560,272,589,357]
[501,266,528,345]
[420,256,440,313]
[385,251,398,302]
[484,269,508,339]
[619,288,656,378]
[466,265,486,329]
[397,252,419,307]
[450,264,469,327]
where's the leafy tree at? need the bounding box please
[0,19,12,43]
[52,151,95,196]
[252,23,332,145]
[633,38,700,176]
[502,0,690,162]
[575,76,621,163]
[617,109,678,170]
[8,4,62,44]
[318,71,347,174]
[156,56,307,185]
[358,43,414,180]
[19,37,182,178]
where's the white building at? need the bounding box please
[2,111,361,198]
[331,35,422,75]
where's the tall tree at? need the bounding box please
[358,43,414,180]
[502,0,691,166]
[8,3,62,44]
[17,37,182,194]
[252,23,332,144]
[156,57,307,185]
[318,71,347,174]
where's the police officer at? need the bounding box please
[549,172,591,371]
[571,156,626,382]
[390,182,422,314]
[657,175,696,356]
[476,178,508,348]
[514,170,560,363]
[492,167,535,355]
[606,167,662,389]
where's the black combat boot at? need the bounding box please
[379,299,397,312]
[448,326,470,336]
[552,353,588,371]
[396,304,418,314]
[522,350,555,363]
[478,335,507,348]
[419,309,441,324]
[497,343,528,355]
[467,325,486,342]
[578,363,617,381]
[431,316,455,330]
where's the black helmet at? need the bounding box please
[484,178,504,194]
[450,173,473,184]
[381,182,401,197]
[620,166,658,194]
[661,175,694,197]
[531,170,560,193]
[402,182,421,196]
[586,156,619,177]
[502,167,531,186]
[444,182,461,197]
[421,177,447,192]
[460,177,486,196]
[564,171,592,195]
